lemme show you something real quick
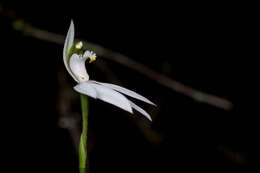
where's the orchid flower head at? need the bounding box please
[63,20,156,121]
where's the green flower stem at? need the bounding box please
[79,94,88,173]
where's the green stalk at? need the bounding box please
[79,94,88,173]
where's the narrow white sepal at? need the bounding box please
[74,82,97,99]
[69,54,89,82]
[63,20,79,82]
[92,81,156,106]
[128,100,152,121]
[87,82,133,114]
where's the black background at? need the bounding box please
[0,1,257,173]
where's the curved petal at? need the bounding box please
[88,82,133,114]
[91,81,156,106]
[63,20,79,82]
[69,54,89,82]
[128,100,152,121]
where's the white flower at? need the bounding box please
[63,20,155,121]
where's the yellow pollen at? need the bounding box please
[89,57,96,63]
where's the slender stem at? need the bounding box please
[79,94,88,173]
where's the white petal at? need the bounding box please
[74,82,97,99]
[128,100,152,121]
[63,20,74,57]
[92,81,156,105]
[69,54,89,82]
[63,20,79,82]
[88,82,133,113]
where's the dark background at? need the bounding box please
[0,1,257,173]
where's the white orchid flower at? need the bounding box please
[63,20,156,121]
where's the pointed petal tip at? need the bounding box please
[144,114,153,122]
[70,19,74,26]
[128,100,153,121]
[144,114,152,122]
[150,101,157,106]
[145,114,152,121]
[130,108,134,114]
[144,100,156,107]
[144,99,156,106]
[142,98,156,106]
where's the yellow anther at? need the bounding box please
[89,57,96,63]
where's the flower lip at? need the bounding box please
[69,54,89,82]
[83,50,97,63]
